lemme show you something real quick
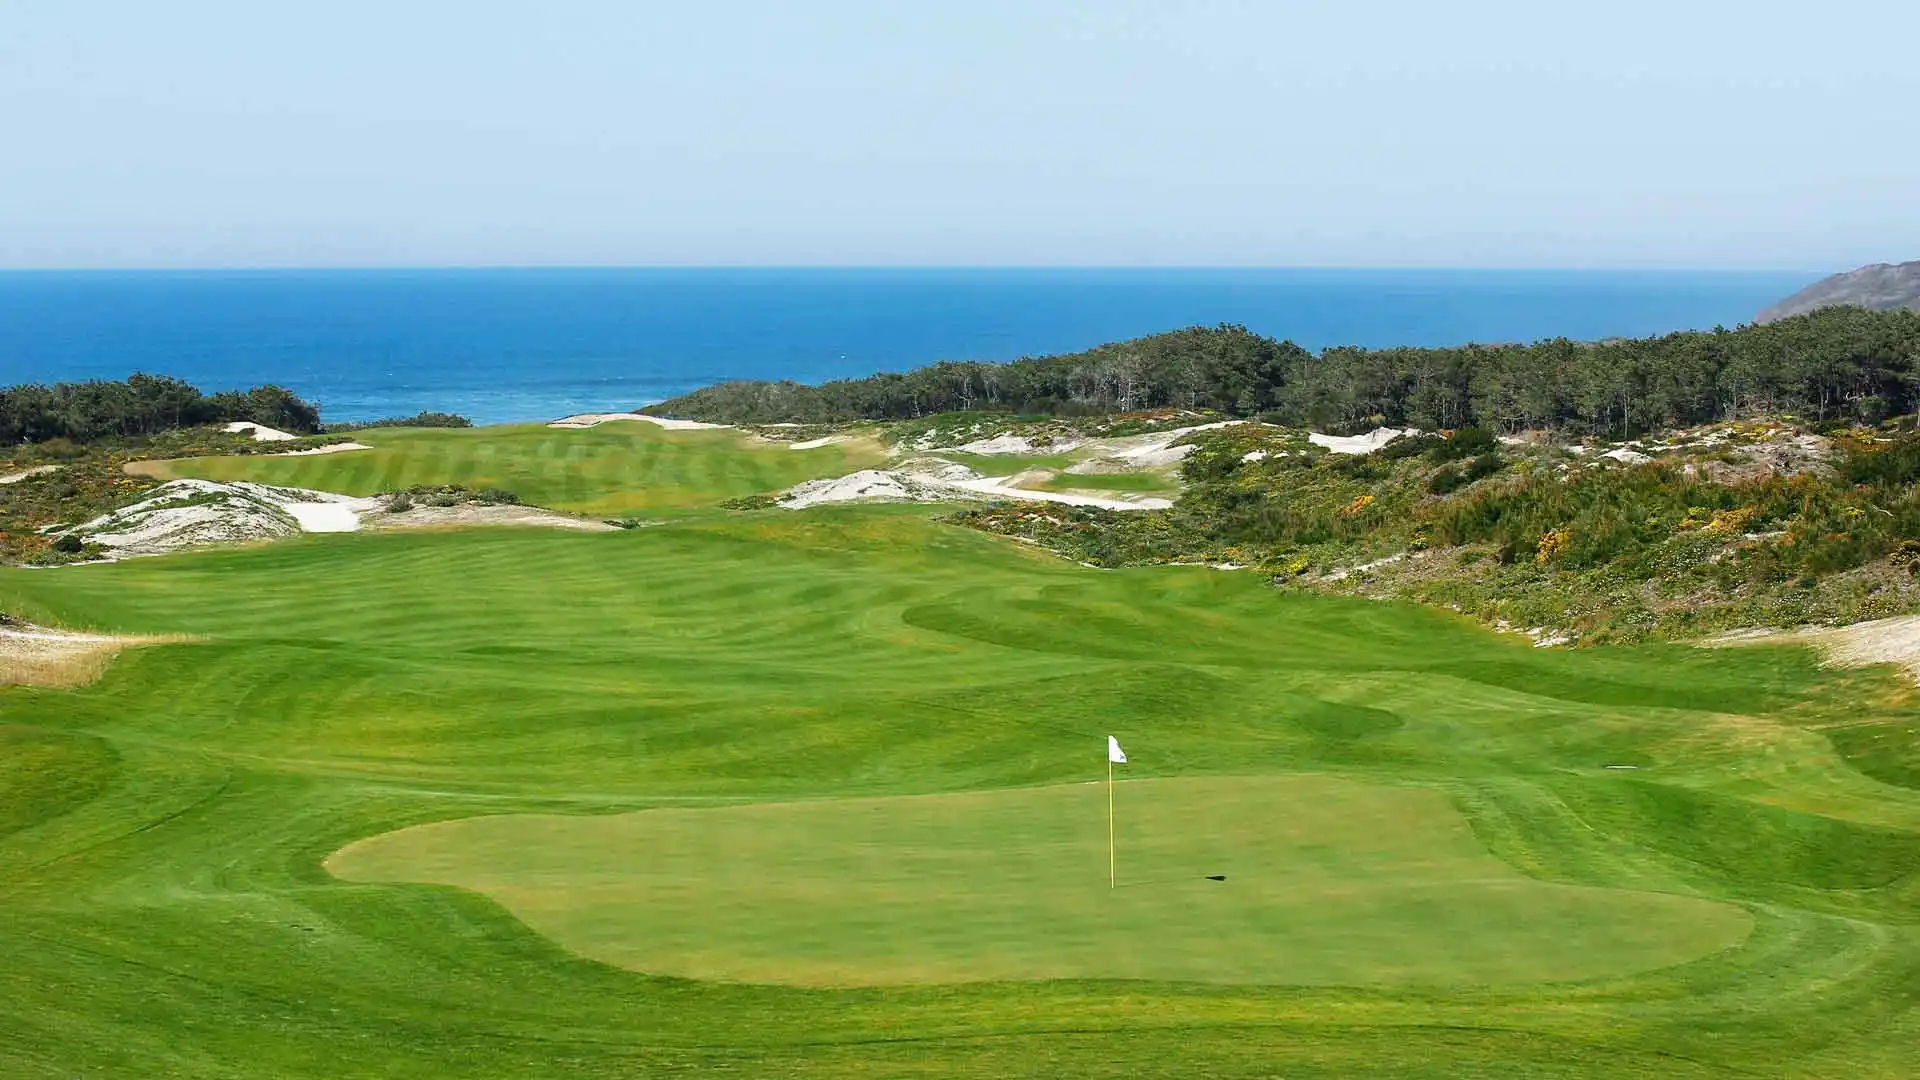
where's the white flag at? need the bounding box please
[1107,735,1127,764]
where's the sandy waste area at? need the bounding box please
[0,620,182,688]
[53,479,608,562]
[1,465,61,485]
[1706,616,1920,684]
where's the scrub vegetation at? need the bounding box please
[954,418,1920,641]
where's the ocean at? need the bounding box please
[0,268,1817,426]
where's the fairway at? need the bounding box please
[4,455,1920,1076]
[331,775,1750,986]
[146,421,886,513]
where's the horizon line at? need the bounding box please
[0,263,1830,275]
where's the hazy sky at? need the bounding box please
[2,1,1915,269]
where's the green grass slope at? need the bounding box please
[147,422,886,513]
[3,506,1919,1077]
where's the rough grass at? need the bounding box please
[1033,470,1180,494]
[144,423,888,513]
[0,630,182,689]
[928,451,1082,475]
[0,643,118,688]
[2,506,1918,1077]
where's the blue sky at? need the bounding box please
[2,1,1914,269]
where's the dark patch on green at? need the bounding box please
[1823,720,1920,791]
[1282,697,1404,741]
[0,726,118,841]
[1556,776,1920,891]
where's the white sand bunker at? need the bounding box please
[57,480,615,561]
[947,475,1173,510]
[65,479,381,559]
[1707,616,1920,684]
[549,413,730,431]
[219,422,366,454]
[779,461,1170,511]
[280,500,367,532]
[1308,428,1417,455]
[223,421,301,442]
[780,470,959,509]
[1090,421,1244,468]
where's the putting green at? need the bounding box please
[328,774,1750,986]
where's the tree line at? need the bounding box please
[1,374,323,445]
[324,411,472,433]
[656,306,1920,435]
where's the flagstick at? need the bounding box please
[1107,756,1115,889]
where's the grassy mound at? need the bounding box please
[2,499,1918,1076]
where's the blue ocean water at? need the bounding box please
[0,268,1817,425]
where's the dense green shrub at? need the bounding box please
[1838,432,1920,486]
[1429,427,1499,462]
[1378,433,1445,460]
[1,374,322,445]
[325,412,472,432]
[385,485,520,509]
[1464,452,1506,482]
[1429,466,1467,495]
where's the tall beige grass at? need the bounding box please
[0,633,188,689]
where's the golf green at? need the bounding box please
[330,774,1750,986]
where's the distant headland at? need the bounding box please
[1759,260,1920,322]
